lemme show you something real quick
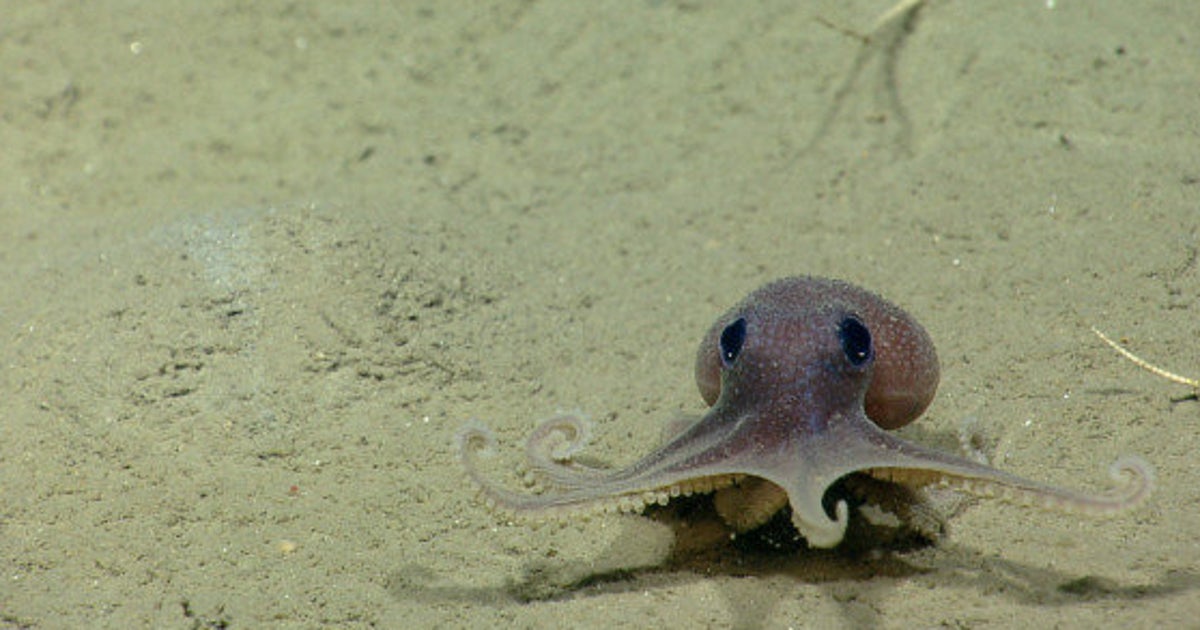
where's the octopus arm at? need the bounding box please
[763,419,1154,549]
[868,454,1155,516]
[458,421,744,521]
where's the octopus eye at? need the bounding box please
[719,318,747,367]
[838,316,872,367]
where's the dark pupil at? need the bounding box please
[838,316,872,366]
[719,318,747,367]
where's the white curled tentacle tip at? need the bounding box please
[456,421,497,458]
[956,415,993,466]
[1110,454,1156,504]
[532,414,595,461]
[793,499,851,549]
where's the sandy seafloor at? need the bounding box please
[2,1,1198,628]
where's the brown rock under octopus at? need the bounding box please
[459,276,1153,549]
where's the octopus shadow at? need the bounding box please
[391,497,1196,628]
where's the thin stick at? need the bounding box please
[1091,326,1199,393]
[871,0,927,33]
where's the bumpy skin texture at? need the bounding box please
[459,276,1153,549]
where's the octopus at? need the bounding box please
[458,276,1154,549]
